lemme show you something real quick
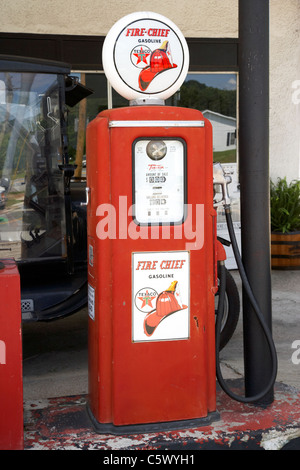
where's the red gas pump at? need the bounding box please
[0,259,23,449]
[86,12,219,433]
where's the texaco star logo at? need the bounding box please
[138,290,156,308]
[135,287,158,312]
[130,45,151,69]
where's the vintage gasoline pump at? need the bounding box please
[86,11,277,433]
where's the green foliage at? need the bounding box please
[213,149,236,163]
[270,177,300,233]
[178,80,236,117]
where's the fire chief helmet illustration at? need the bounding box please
[138,41,177,92]
[143,280,187,337]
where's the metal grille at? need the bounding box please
[21,299,34,313]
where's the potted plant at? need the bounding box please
[270,177,300,269]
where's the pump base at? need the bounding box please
[86,405,220,435]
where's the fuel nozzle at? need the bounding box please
[213,162,232,208]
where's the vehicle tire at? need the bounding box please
[215,267,240,350]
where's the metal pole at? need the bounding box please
[238,0,274,404]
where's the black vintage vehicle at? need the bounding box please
[0,55,92,321]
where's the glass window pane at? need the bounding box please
[0,72,66,261]
[67,73,108,177]
[172,72,240,268]
[167,72,237,163]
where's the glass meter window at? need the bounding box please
[133,138,186,225]
[0,72,66,261]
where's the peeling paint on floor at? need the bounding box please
[23,381,300,450]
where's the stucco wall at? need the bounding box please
[0,0,238,37]
[0,0,299,180]
[269,0,300,182]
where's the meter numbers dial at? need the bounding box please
[146,140,167,160]
[133,137,186,225]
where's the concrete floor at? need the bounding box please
[22,269,300,401]
[22,306,89,401]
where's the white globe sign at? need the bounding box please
[102,11,189,102]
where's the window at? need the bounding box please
[67,71,238,169]
[227,131,236,147]
[0,72,66,261]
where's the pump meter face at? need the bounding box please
[133,138,186,225]
[146,140,167,160]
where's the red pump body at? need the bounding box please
[0,259,23,449]
[86,105,218,431]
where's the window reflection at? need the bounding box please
[68,71,238,175]
[0,72,66,261]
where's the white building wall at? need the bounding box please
[202,111,236,152]
[212,123,236,153]
[269,0,300,182]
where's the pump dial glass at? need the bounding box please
[146,140,167,160]
[133,138,186,225]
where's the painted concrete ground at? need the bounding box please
[23,381,300,451]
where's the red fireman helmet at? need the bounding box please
[143,281,187,337]
[138,41,177,91]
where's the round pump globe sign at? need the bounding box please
[102,11,190,102]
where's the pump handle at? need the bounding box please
[213,163,232,207]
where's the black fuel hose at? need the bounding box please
[215,205,278,403]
